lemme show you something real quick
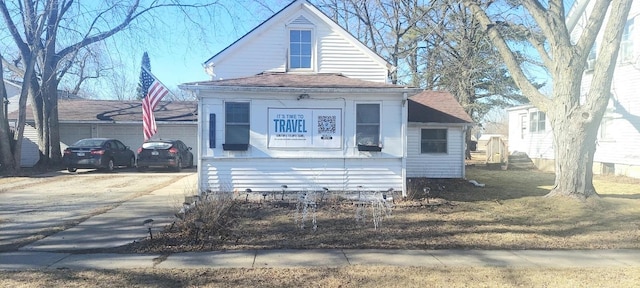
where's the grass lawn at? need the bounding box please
[3,166,640,287]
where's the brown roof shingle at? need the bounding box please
[408,91,473,124]
[10,99,197,122]
[184,72,404,89]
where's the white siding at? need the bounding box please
[406,125,465,178]
[209,5,389,83]
[569,1,640,172]
[19,124,39,167]
[200,158,402,193]
[198,91,405,193]
[507,107,554,159]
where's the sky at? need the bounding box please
[89,0,291,99]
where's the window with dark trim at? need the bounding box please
[421,129,447,153]
[529,111,546,133]
[289,30,312,69]
[356,103,380,151]
[224,102,250,151]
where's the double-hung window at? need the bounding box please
[224,102,250,150]
[289,29,312,69]
[421,129,447,153]
[620,18,634,63]
[529,111,546,133]
[356,103,380,150]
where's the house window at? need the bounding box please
[620,18,634,63]
[289,30,312,69]
[529,111,546,133]
[421,129,447,153]
[586,44,596,71]
[356,103,380,149]
[599,117,614,140]
[224,102,250,150]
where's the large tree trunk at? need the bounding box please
[547,109,599,199]
[0,57,17,173]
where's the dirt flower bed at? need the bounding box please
[111,168,640,254]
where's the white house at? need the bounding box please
[181,0,472,195]
[508,1,640,178]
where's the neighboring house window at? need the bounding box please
[586,44,596,71]
[289,29,312,69]
[421,129,447,153]
[599,117,614,140]
[224,102,250,150]
[620,18,635,63]
[356,103,380,148]
[529,111,546,133]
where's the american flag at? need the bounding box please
[140,67,169,141]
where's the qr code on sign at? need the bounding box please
[317,116,336,134]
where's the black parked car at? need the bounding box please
[63,138,136,172]
[136,139,194,172]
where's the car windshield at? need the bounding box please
[142,142,173,149]
[73,139,106,147]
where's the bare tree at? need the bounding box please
[0,0,225,171]
[317,0,429,84]
[0,53,17,172]
[59,44,114,97]
[463,0,633,199]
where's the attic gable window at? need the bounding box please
[289,29,312,69]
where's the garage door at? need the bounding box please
[60,123,93,148]
[97,123,197,154]
[97,123,143,152]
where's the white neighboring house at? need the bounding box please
[3,79,39,167]
[508,1,640,178]
[181,0,472,195]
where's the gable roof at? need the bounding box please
[184,72,401,89]
[9,99,197,122]
[203,0,392,73]
[408,91,473,124]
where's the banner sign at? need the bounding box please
[268,108,342,148]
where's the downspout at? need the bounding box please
[462,125,468,179]
[401,90,408,197]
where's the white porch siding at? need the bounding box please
[200,158,401,193]
[405,125,465,178]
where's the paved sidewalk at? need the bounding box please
[2,249,640,270]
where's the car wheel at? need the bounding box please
[106,158,115,172]
[127,157,135,168]
[174,158,182,172]
[67,167,77,173]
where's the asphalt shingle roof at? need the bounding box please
[10,99,197,122]
[183,72,403,89]
[408,91,473,124]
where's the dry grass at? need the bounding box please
[2,267,640,287]
[109,166,640,254]
[4,165,640,287]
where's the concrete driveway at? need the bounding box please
[0,167,197,251]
